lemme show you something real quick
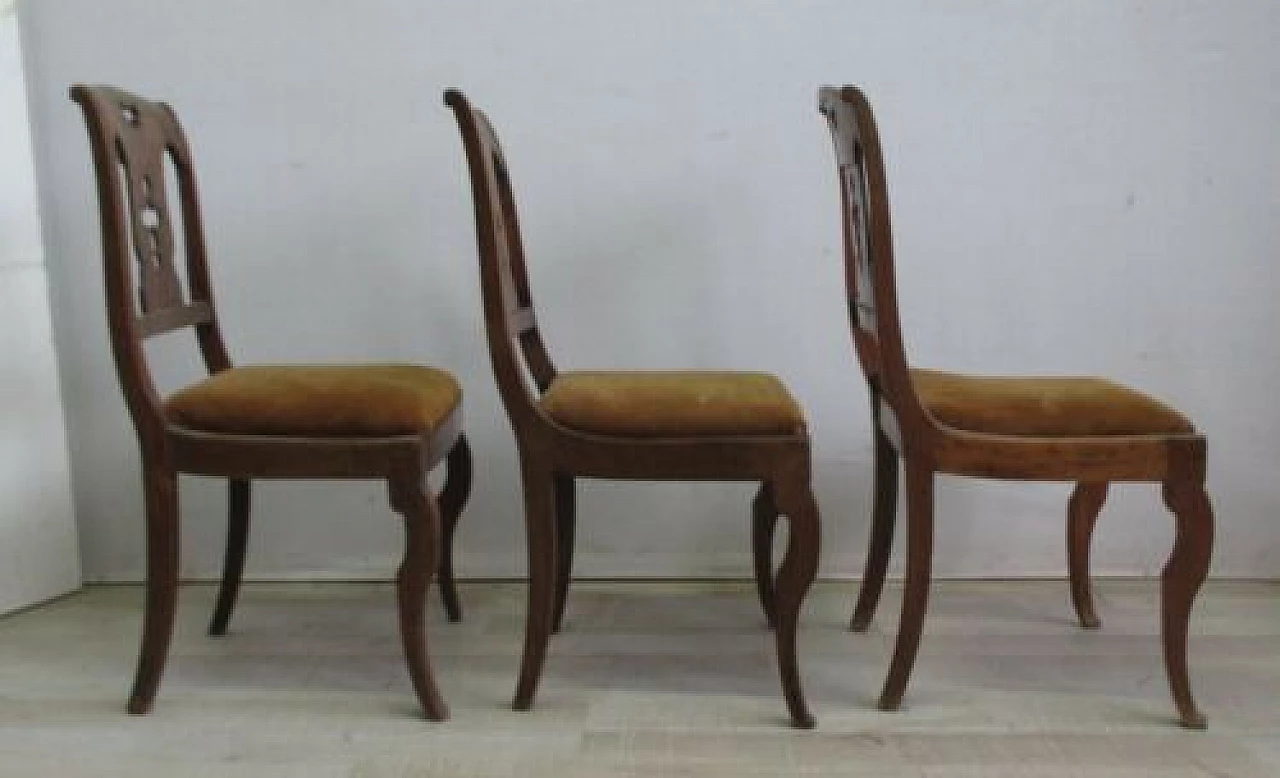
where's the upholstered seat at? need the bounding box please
[911,368,1194,438]
[165,364,462,437]
[540,371,806,438]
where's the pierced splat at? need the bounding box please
[842,157,877,332]
[477,116,529,314]
[118,129,185,315]
[72,86,220,348]
[823,103,877,335]
[455,97,558,394]
[488,159,522,316]
[820,90,895,382]
[492,148,558,392]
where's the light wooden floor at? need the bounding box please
[0,580,1276,776]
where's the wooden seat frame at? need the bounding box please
[71,85,471,720]
[445,89,821,728]
[817,85,1214,728]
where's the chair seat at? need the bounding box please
[911,368,1194,437]
[541,371,806,438]
[165,364,461,437]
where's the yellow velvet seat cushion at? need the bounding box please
[165,364,461,437]
[911,368,1194,437]
[541,371,806,438]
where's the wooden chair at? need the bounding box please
[445,89,822,728]
[71,84,472,720]
[817,85,1214,728]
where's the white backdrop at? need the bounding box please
[1,4,80,612]
[18,0,1280,582]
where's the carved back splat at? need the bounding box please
[445,90,558,421]
[818,85,923,423]
[72,85,232,434]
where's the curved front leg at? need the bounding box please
[437,436,473,622]
[389,475,449,721]
[772,477,821,729]
[1160,477,1214,729]
[751,482,779,629]
[1067,481,1107,630]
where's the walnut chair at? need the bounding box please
[815,85,1215,728]
[71,84,472,720]
[445,89,821,728]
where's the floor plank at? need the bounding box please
[0,580,1275,776]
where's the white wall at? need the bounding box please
[0,4,81,612]
[19,0,1280,582]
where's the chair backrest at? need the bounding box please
[71,85,232,438]
[818,85,925,426]
[445,90,558,428]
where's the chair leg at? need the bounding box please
[1160,477,1214,730]
[209,478,251,636]
[513,460,557,711]
[851,426,899,632]
[877,461,934,712]
[127,466,180,715]
[552,473,576,634]
[1067,481,1107,630]
[388,475,449,721]
[772,479,821,729]
[437,435,473,623]
[751,482,779,630]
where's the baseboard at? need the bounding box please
[84,551,1228,584]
